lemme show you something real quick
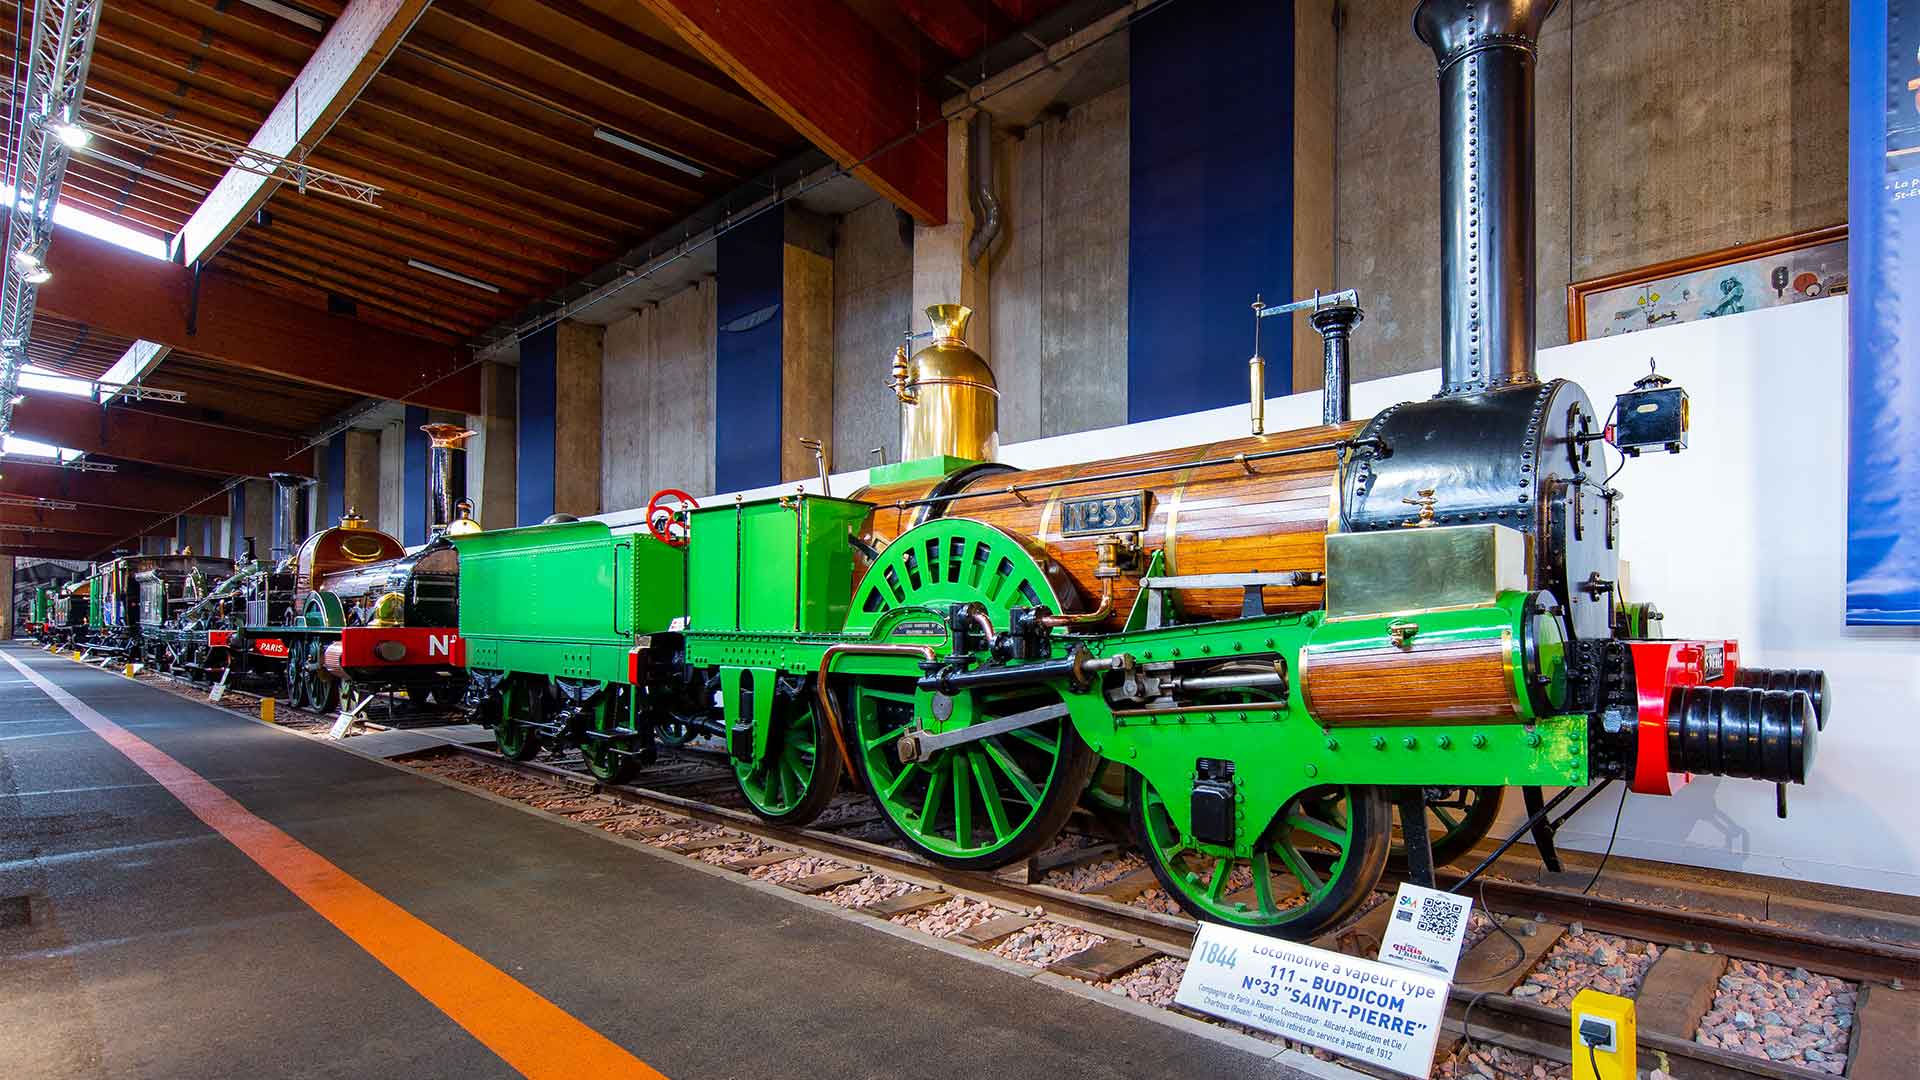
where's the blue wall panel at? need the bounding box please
[517,327,557,526]
[324,433,347,530]
[404,405,429,546]
[1127,2,1296,422]
[715,210,784,492]
[1847,0,1920,624]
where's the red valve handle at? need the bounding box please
[645,488,699,548]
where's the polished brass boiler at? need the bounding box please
[891,304,999,464]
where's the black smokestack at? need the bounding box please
[1414,0,1558,396]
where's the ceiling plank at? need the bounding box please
[176,0,432,265]
[0,460,228,514]
[0,505,174,537]
[10,394,318,477]
[30,217,481,412]
[630,0,947,225]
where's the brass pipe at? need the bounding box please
[1038,580,1114,628]
[1249,352,1266,436]
[814,643,938,779]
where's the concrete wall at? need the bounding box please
[469,360,518,531]
[555,321,605,517]
[601,278,718,506]
[830,198,913,471]
[990,85,1131,443]
[343,430,380,522]
[1332,0,1848,379]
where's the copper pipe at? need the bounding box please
[1038,580,1115,628]
[968,609,996,643]
[814,643,938,779]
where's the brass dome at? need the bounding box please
[899,304,999,463]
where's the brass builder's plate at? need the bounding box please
[1058,490,1151,537]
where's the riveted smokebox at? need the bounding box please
[1414,0,1558,396]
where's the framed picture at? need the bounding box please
[1566,224,1848,342]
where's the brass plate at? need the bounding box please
[1325,524,1528,619]
[1058,490,1152,537]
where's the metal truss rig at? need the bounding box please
[0,0,103,448]
[78,100,383,208]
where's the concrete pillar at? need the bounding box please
[469,361,517,530]
[1291,0,1338,395]
[912,111,990,365]
[782,208,835,483]
[1,555,14,638]
[378,419,404,537]
[242,479,274,562]
[554,320,603,517]
[344,430,381,521]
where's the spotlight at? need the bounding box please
[50,121,91,149]
[22,266,51,285]
[12,250,40,272]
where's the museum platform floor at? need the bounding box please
[0,642,1338,1080]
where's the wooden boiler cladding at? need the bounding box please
[853,421,1364,627]
[1299,636,1522,724]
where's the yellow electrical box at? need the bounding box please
[1570,989,1636,1080]
[260,698,276,725]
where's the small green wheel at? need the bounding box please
[851,674,1095,870]
[1132,773,1390,939]
[732,682,841,826]
[656,719,696,747]
[580,740,639,785]
[492,677,544,761]
[283,643,304,705]
[1390,786,1504,869]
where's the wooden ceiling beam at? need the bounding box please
[525,0,757,109]
[0,505,178,537]
[91,31,282,104]
[87,79,610,263]
[0,460,229,514]
[425,0,776,168]
[10,393,317,477]
[259,208,555,292]
[894,0,992,59]
[0,538,120,560]
[30,218,481,411]
[108,0,304,81]
[218,245,486,338]
[631,0,947,225]
[56,183,184,235]
[208,261,460,343]
[177,0,432,265]
[226,230,505,323]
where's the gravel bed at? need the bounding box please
[561,801,647,823]
[990,922,1106,967]
[1041,854,1145,893]
[642,825,733,848]
[818,875,920,909]
[890,896,1002,938]
[1694,959,1854,1073]
[1432,1044,1571,1080]
[598,810,686,835]
[1513,926,1656,1006]
[1101,956,1186,1006]
[1129,885,1184,915]
[812,800,877,826]
[748,856,846,884]
[689,838,782,865]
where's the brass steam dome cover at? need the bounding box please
[907,305,998,393]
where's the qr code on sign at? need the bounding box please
[1416,897,1465,939]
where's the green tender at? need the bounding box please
[453,519,686,682]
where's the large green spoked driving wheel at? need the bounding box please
[493,677,543,762]
[733,684,841,825]
[851,674,1095,870]
[1132,773,1390,939]
[1390,785,1504,869]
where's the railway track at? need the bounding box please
[411,738,1918,1080]
[83,652,1920,1080]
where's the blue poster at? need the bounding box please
[1847,0,1920,624]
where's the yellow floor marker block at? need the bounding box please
[260,698,276,724]
[1571,988,1636,1080]
[123,664,136,677]
[71,651,83,661]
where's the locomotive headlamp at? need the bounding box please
[1612,361,1689,457]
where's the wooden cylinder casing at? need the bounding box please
[854,423,1360,628]
[1300,633,1523,724]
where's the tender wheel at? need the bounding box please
[578,688,647,785]
[1132,775,1390,939]
[306,669,339,713]
[732,681,841,826]
[284,643,306,707]
[850,674,1095,870]
[580,740,639,785]
[492,678,544,761]
[656,719,696,747]
[1390,786,1503,869]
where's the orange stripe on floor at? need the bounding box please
[2,650,667,1080]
